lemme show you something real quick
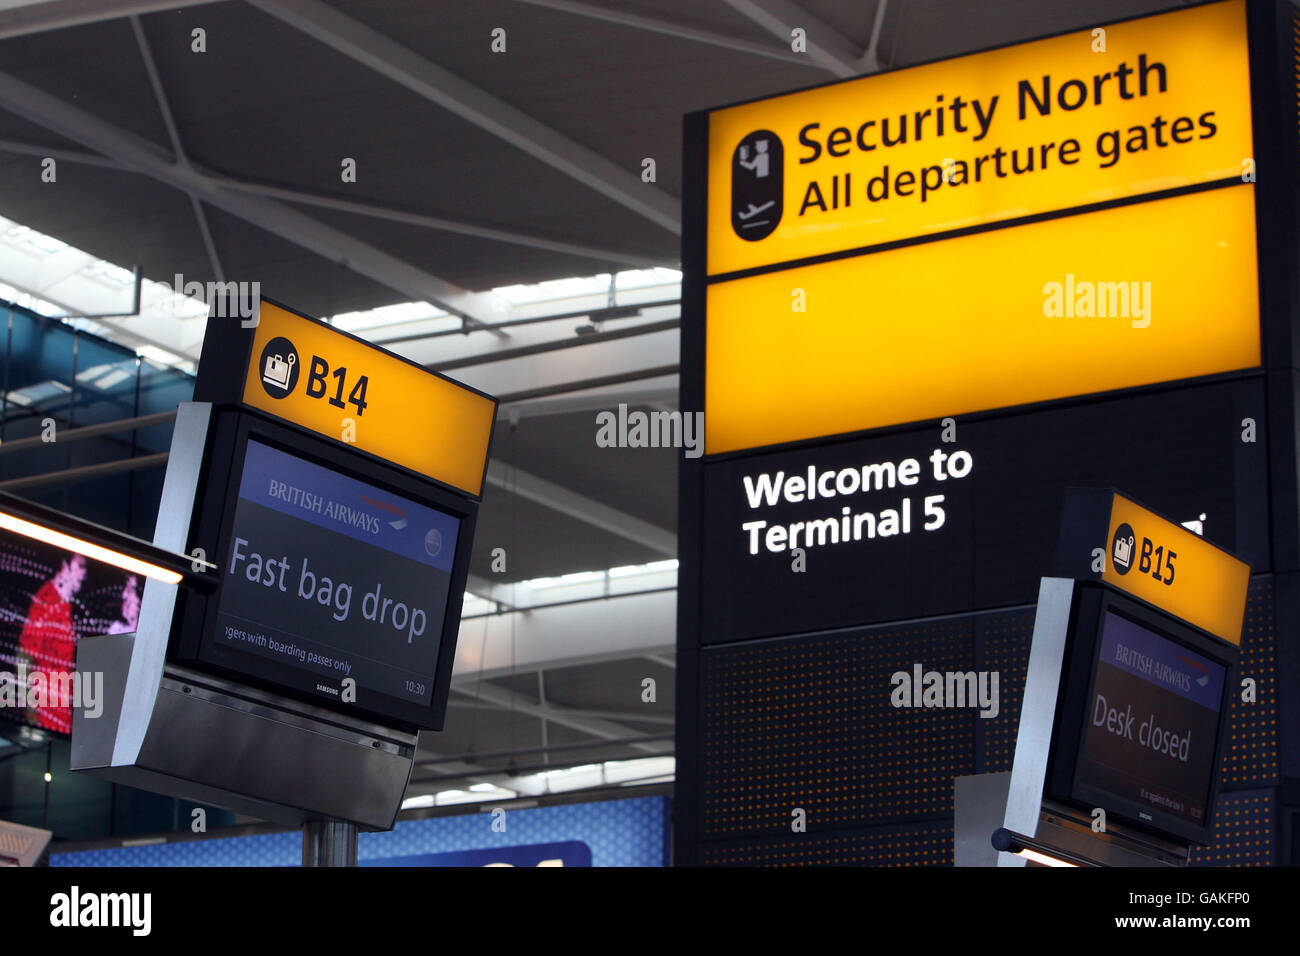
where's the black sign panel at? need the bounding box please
[701,377,1265,644]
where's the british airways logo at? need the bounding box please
[360,494,407,530]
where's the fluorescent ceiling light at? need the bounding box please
[558,571,603,585]
[83,262,135,286]
[538,275,610,298]
[436,789,496,806]
[92,368,134,390]
[1,226,68,256]
[488,284,539,305]
[604,757,675,784]
[136,345,187,368]
[331,301,448,332]
[614,270,656,288]
[75,363,114,382]
[615,269,681,289]
[6,381,71,406]
[76,364,134,390]
[30,236,67,254]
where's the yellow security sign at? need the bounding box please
[706,184,1259,454]
[1103,493,1250,645]
[240,299,496,496]
[708,0,1252,277]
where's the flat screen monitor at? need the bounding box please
[1047,585,1236,845]
[1074,611,1226,833]
[173,414,474,730]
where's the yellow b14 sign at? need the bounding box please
[237,299,496,497]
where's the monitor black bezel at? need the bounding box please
[1046,582,1238,846]
[168,406,476,731]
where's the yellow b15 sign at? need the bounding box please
[1103,493,1249,646]
[241,300,496,497]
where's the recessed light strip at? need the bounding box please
[0,510,183,585]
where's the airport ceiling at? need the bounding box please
[0,0,1180,797]
[0,0,1173,316]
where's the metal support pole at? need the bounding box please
[301,819,358,867]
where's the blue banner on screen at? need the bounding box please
[1075,612,1226,827]
[238,440,459,574]
[202,440,461,711]
[1097,613,1225,710]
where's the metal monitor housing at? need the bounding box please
[70,402,445,830]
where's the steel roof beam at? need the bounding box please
[721,0,865,78]
[0,0,227,41]
[209,175,673,269]
[486,461,676,556]
[0,137,669,270]
[0,138,124,170]
[509,0,813,66]
[450,683,670,754]
[247,0,681,235]
[858,0,890,73]
[502,382,678,420]
[452,589,675,682]
[130,14,228,284]
[0,69,505,334]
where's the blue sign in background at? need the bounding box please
[239,440,460,575]
[362,840,593,867]
[51,796,670,867]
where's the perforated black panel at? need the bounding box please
[696,579,1277,863]
[1191,788,1277,866]
[976,612,1036,772]
[1220,580,1279,787]
[701,823,953,867]
[701,609,1035,841]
